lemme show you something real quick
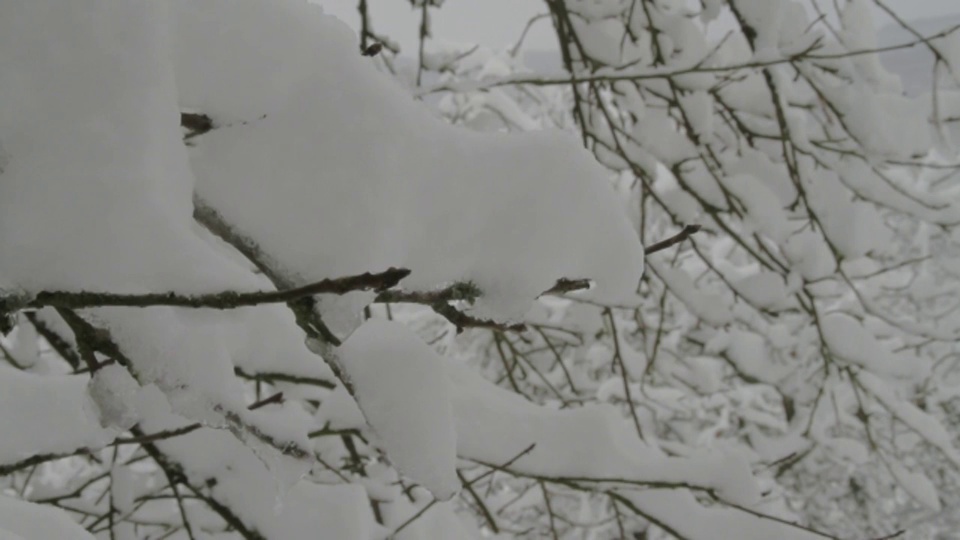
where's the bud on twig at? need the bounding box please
[361,42,383,57]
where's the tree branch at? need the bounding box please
[643,224,702,255]
[2,268,410,313]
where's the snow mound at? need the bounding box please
[179,0,645,331]
[0,368,116,466]
[339,320,459,500]
[0,496,94,540]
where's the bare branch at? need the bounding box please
[643,224,702,255]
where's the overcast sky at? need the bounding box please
[315,0,960,54]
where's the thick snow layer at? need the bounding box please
[0,368,116,466]
[0,1,255,295]
[178,0,645,328]
[0,0,301,449]
[0,0,345,461]
[0,8,645,520]
[0,497,94,540]
[223,305,336,389]
[88,363,143,430]
[339,320,459,500]
[445,360,761,506]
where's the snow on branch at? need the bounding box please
[0,267,410,312]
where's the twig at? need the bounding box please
[457,470,499,533]
[542,278,591,296]
[181,113,214,140]
[644,224,702,255]
[0,451,86,477]
[392,498,437,536]
[25,312,82,370]
[431,303,526,334]
[376,278,590,333]
[247,392,284,410]
[233,367,336,390]
[112,424,203,447]
[375,281,482,305]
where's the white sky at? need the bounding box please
[315,0,960,54]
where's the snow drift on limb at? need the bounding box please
[177,0,645,333]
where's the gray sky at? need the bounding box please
[316,0,960,54]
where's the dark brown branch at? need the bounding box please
[247,392,284,410]
[361,42,383,57]
[376,278,591,333]
[56,308,112,372]
[7,268,410,312]
[112,424,203,447]
[542,278,592,296]
[432,303,526,334]
[457,470,500,534]
[24,312,82,370]
[643,224,702,255]
[233,367,336,390]
[181,112,214,140]
[377,277,589,304]
[0,450,86,477]
[375,281,482,305]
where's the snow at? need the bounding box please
[841,0,903,92]
[392,501,482,540]
[0,0,255,296]
[888,461,941,512]
[783,230,836,281]
[338,319,459,500]
[179,0,645,331]
[135,386,386,540]
[88,364,143,430]
[731,271,792,311]
[110,465,136,515]
[647,260,734,326]
[723,330,793,385]
[223,305,337,393]
[857,371,960,467]
[0,367,116,466]
[0,0,953,537]
[0,0,297,454]
[0,496,94,540]
[821,312,915,379]
[626,489,826,540]
[0,3,633,502]
[729,0,786,53]
[723,173,790,244]
[446,359,761,506]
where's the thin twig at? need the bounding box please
[644,224,702,255]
